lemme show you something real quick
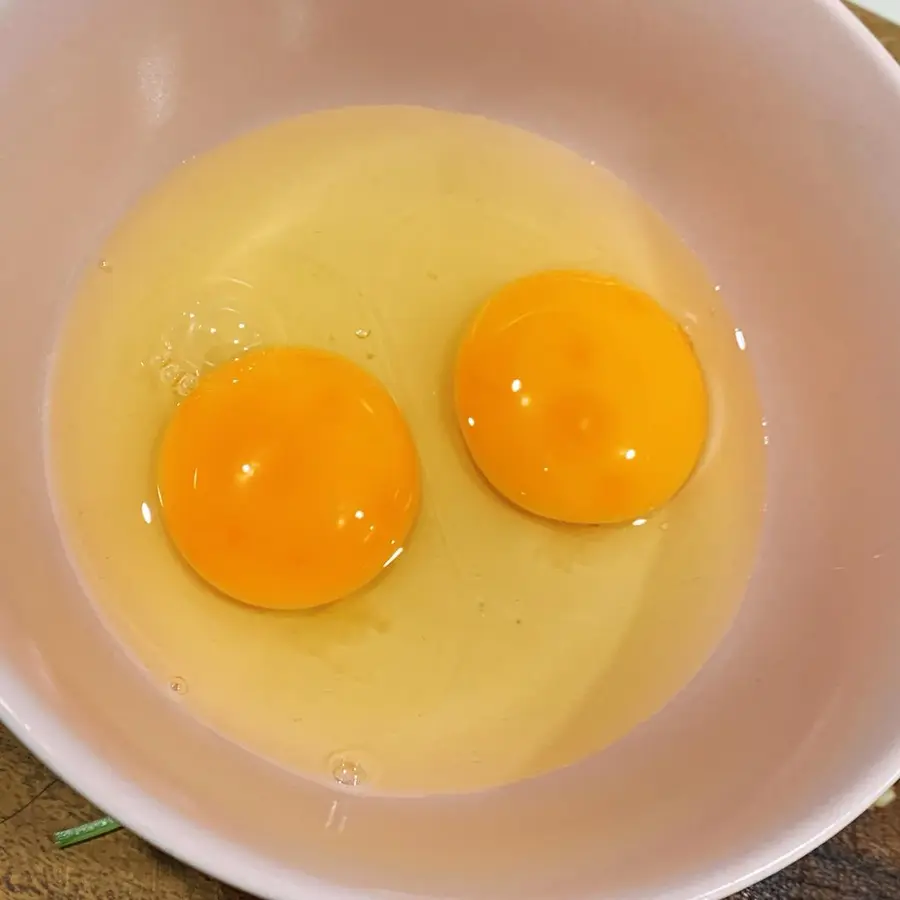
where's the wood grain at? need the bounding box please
[2,5,899,900]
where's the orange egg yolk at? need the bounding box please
[157,346,420,609]
[454,270,708,524]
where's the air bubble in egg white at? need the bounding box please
[332,758,366,787]
[175,373,198,397]
[159,362,180,386]
[328,750,376,789]
[148,277,285,398]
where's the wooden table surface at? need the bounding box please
[2,6,899,899]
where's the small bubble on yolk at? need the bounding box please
[157,346,420,609]
[454,270,708,525]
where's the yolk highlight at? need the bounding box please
[454,270,708,524]
[157,347,420,609]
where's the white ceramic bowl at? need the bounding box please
[2,1,900,898]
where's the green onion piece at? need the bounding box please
[53,816,122,848]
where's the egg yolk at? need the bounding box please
[157,346,420,609]
[454,270,708,525]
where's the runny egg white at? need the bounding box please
[46,106,765,795]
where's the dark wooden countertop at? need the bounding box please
[2,5,899,899]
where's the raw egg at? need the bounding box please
[454,270,708,524]
[50,107,764,794]
[157,346,420,609]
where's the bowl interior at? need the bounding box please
[2,1,900,898]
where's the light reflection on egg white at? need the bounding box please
[734,328,747,351]
[383,546,404,569]
[141,501,153,525]
[632,518,648,527]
